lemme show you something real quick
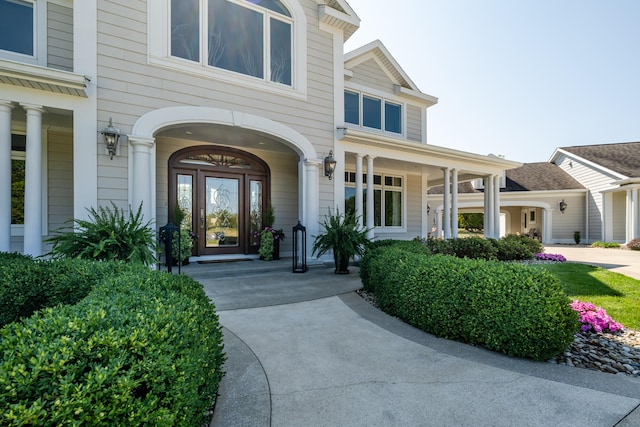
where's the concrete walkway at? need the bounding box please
[183,249,640,427]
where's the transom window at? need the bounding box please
[171,0,292,86]
[345,90,403,134]
[344,172,404,228]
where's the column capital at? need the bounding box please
[128,135,155,149]
[304,159,322,168]
[0,101,14,112]
[20,104,45,114]
[366,155,376,161]
[355,153,364,160]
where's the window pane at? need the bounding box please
[385,101,402,133]
[374,189,382,227]
[385,191,402,226]
[345,187,356,217]
[0,0,33,56]
[171,0,199,61]
[247,0,291,17]
[250,180,263,246]
[373,175,382,186]
[11,159,25,224]
[362,96,381,129]
[210,0,264,78]
[344,91,359,125]
[177,174,193,230]
[270,18,291,85]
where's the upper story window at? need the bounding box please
[0,0,33,57]
[171,0,292,86]
[345,90,403,135]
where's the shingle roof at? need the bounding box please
[428,163,584,194]
[561,142,640,178]
[505,162,584,191]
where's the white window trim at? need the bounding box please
[147,0,307,99]
[0,0,47,66]
[344,87,406,138]
[345,170,407,231]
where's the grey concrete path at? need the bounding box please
[183,252,640,427]
[544,244,640,280]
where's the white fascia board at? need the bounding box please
[318,4,360,41]
[394,85,438,106]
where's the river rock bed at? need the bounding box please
[356,289,640,378]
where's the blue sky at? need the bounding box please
[344,0,640,163]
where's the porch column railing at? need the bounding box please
[22,104,45,256]
[355,153,364,228]
[443,168,451,239]
[0,101,13,252]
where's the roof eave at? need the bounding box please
[0,58,88,97]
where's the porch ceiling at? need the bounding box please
[157,123,296,155]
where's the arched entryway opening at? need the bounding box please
[169,145,270,256]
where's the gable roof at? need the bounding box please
[344,40,438,105]
[428,162,584,194]
[559,142,640,178]
[318,0,360,41]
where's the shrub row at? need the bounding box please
[422,234,543,261]
[0,253,142,327]
[626,237,640,251]
[0,257,225,426]
[361,246,578,360]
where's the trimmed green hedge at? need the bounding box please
[0,253,142,327]
[0,257,225,426]
[363,246,578,360]
[422,234,543,261]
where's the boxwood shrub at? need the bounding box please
[420,234,542,261]
[0,259,225,426]
[0,254,143,327]
[363,246,578,360]
[359,239,430,291]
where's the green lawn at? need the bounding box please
[531,263,640,330]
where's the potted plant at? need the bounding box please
[257,204,285,260]
[312,209,370,274]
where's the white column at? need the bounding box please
[443,168,451,239]
[543,208,552,244]
[633,189,639,240]
[355,154,364,228]
[485,175,494,239]
[493,175,501,238]
[627,189,639,242]
[451,169,458,238]
[23,105,45,256]
[421,170,429,238]
[483,177,490,238]
[0,102,13,252]
[129,137,154,222]
[436,208,443,238]
[366,156,375,240]
[305,160,320,258]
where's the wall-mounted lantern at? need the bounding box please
[559,199,567,214]
[101,118,121,160]
[324,150,337,180]
[292,221,307,273]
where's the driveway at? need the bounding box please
[183,250,640,427]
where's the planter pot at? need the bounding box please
[259,239,280,261]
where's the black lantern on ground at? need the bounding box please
[292,221,307,273]
[159,222,181,274]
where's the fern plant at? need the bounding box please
[312,209,370,274]
[46,202,156,265]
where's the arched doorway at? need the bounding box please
[168,146,270,256]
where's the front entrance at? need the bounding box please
[169,146,270,256]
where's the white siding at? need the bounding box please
[613,191,626,242]
[48,130,74,232]
[406,105,422,142]
[350,59,395,93]
[47,3,73,72]
[556,153,621,242]
[96,0,336,227]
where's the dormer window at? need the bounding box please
[344,90,403,135]
[171,0,292,86]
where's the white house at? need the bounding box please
[1,0,520,260]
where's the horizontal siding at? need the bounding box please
[47,3,73,71]
[613,192,626,241]
[406,105,422,142]
[48,130,74,232]
[556,153,621,242]
[350,59,395,93]
[96,0,335,216]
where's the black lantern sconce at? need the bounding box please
[292,221,307,273]
[101,118,121,160]
[324,150,337,180]
[559,199,567,214]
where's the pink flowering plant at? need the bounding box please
[535,253,566,262]
[570,300,624,333]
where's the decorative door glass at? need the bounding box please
[250,180,263,247]
[177,174,193,229]
[206,177,239,247]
